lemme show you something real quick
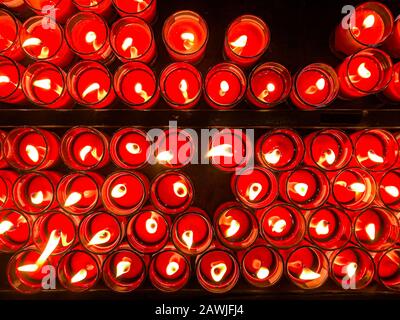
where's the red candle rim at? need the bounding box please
[379,169,400,209]
[0,55,22,100]
[112,0,155,15]
[376,248,400,290]
[0,9,19,54]
[0,209,31,252]
[73,0,108,8]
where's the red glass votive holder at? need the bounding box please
[13,171,61,215]
[102,171,149,216]
[286,246,329,289]
[162,10,208,64]
[65,12,113,63]
[22,61,73,109]
[61,126,110,171]
[306,207,352,251]
[150,171,193,215]
[67,60,115,108]
[383,17,400,58]
[24,0,76,23]
[114,62,159,109]
[172,208,213,255]
[333,2,393,56]
[0,0,26,14]
[111,17,156,64]
[0,170,18,209]
[383,62,400,101]
[73,0,113,17]
[204,63,246,110]
[0,10,24,61]
[259,203,305,249]
[58,249,101,292]
[57,172,104,216]
[331,168,376,211]
[304,129,353,171]
[337,48,392,99]
[376,248,400,291]
[127,208,170,253]
[160,62,202,109]
[103,247,147,292]
[330,246,375,290]
[149,248,190,292]
[224,15,270,68]
[378,169,400,211]
[256,129,305,172]
[290,63,339,110]
[113,0,157,23]
[246,62,291,108]
[0,130,8,169]
[0,55,26,104]
[214,202,258,250]
[196,248,240,294]
[0,209,30,253]
[110,128,151,169]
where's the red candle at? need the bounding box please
[337,48,392,99]
[61,126,110,171]
[160,62,202,109]
[150,171,193,215]
[0,209,30,253]
[0,170,18,209]
[256,129,304,171]
[376,248,400,291]
[163,10,208,64]
[290,63,339,110]
[57,172,104,215]
[378,169,400,211]
[224,15,270,68]
[0,130,8,169]
[383,62,400,101]
[113,0,157,23]
[246,62,291,108]
[73,0,113,17]
[0,9,24,61]
[24,0,76,24]
[204,63,246,109]
[102,171,149,216]
[67,60,116,108]
[0,55,26,104]
[111,17,156,64]
[114,62,159,109]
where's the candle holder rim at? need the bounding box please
[378,168,400,209]
[0,9,20,54]
[111,0,156,15]
[376,247,400,291]
[24,0,64,11]
[0,208,31,252]
[0,54,23,100]
[72,0,109,8]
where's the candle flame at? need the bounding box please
[206,144,233,158]
[219,80,229,97]
[0,76,11,84]
[26,144,40,163]
[258,83,276,101]
[366,223,376,241]
[367,150,384,163]
[181,32,195,51]
[268,216,287,233]
[134,83,150,102]
[81,83,107,101]
[363,14,375,29]
[71,268,88,284]
[305,78,326,95]
[336,181,366,193]
[90,0,98,5]
[384,186,400,198]
[64,192,82,207]
[230,35,248,55]
[145,217,158,234]
[166,261,179,276]
[79,146,101,162]
[122,37,132,51]
[38,46,49,59]
[22,37,42,47]
[211,262,227,282]
[135,0,148,11]
[126,142,141,155]
[111,184,127,199]
[85,31,97,44]
[31,191,44,205]
[88,229,111,246]
[33,79,63,95]
[221,215,240,238]
[318,149,336,166]
[299,268,321,280]
[315,220,330,236]
[182,230,193,249]
[116,259,131,278]
[247,183,262,201]
[294,183,309,197]
[346,262,357,278]
[156,150,174,162]
[173,182,188,198]
[0,221,13,235]
[264,149,281,165]
[178,79,194,103]
[256,266,270,280]
[358,63,371,79]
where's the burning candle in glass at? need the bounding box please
[333,2,393,56]
[259,203,305,249]
[224,15,270,68]
[0,55,26,104]
[58,250,100,292]
[22,61,73,109]
[256,129,305,172]
[160,62,202,109]
[73,0,113,17]
[0,10,24,61]
[0,209,30,253]
[102,171,149,216]
[304,129,353,171]
[379,169,400,211]
[25,0,76,23]
[204,63,246,110]
[127,208,170,253]
[376,248,400,291]
[61,126,110,171]
[337,48,392,99]
[383,62,400,102]
[290,63,339,110]
[113,0,157,23]
[114,62,159,109]
[0,170,18,209]
[57,172,104,215]
[150,171,193,215]
[246,62,291,108]
[163,10,208,64]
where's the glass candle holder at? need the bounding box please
[333,2,393,56]
[0,9,24,61]
[160,62,202,109]
[110,128,151,169]
[383,17,400,58]
[204,63,246,110]
[67,60,115,108]
[337,48,392,99]
[330,246,375,290]
[0,209,30,253]
[13,171,61,215]
[162,10,208,64]
[256,129,305,172]
[259,203,305,249]
[0,55,26,104]
[73,0,113,17]
[378,169,400,211]
[383,62,400,101]
[60,126,110,171]
[102,171,149,216]
[246,62,291,108]
[58,250,101,292]
[150,171,194,215]
[57,172,104,216]
[304,129,353,171]
[114,62,159,109]
[290,63,339,110]
[0,130,8,169]
[196,248,240,294]
[112,0,157,23]
[224,15,270,68]
[65,12,114,63]
[0,0,26,14]
[22,61,73,109]
[20,16,74,68]
[172,208,213,255]
[376,248,400,291]
[127,208,170,253]
[0,170,18,209]
[24,0,76,23]
[111,17,156,64]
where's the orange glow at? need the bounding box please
[219,80,229,97]
[299,268,321,280]
[181,32,195,50]
[182,230,193,249]
[221,215,240,238]
[71,268,88,284]
[229,35,247,55]
[134,83,150,102]
[26,145,39,163]
[264,149,281,165]
[88,229,111,246]
[210,262,227,282]
[206,144,233,158]
[318,149,336,166]
[247,183,262,201]
[111,184,127,199]
[166,261,180,276]
[0,220,13,235]
[268,216,287,233]
[116,258,131,278]
[126,142,141,155]
[173,182,188,198]
[145,216,158,234]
